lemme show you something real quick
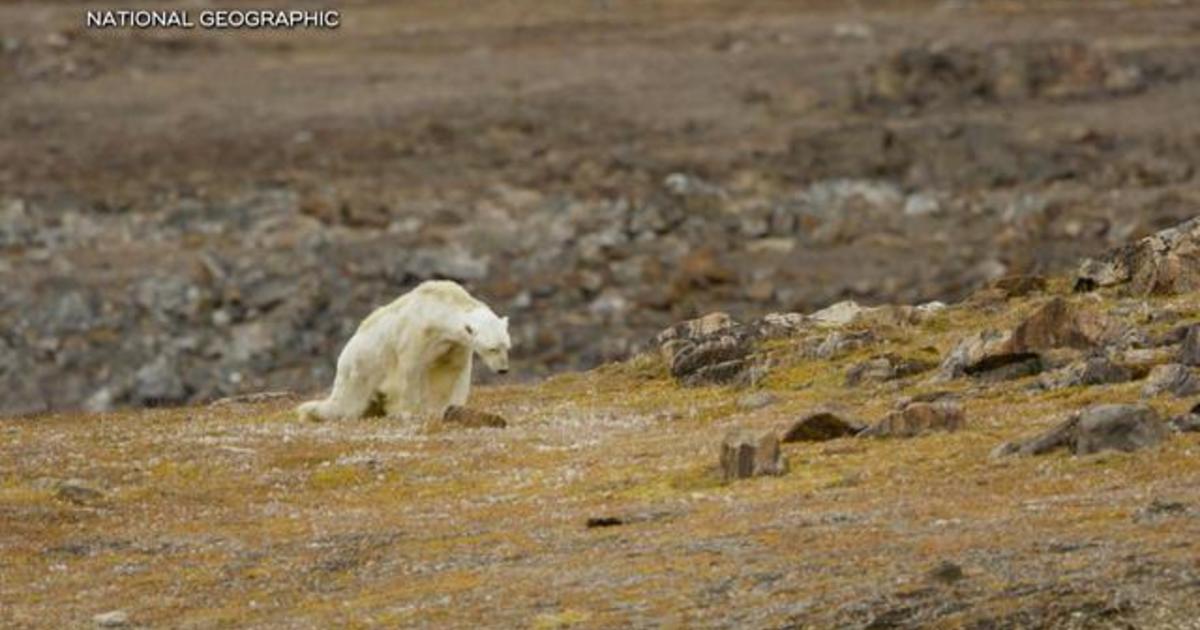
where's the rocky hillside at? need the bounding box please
[4,1,1200,415]
[6,218,1200,628]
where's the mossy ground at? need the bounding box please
[4,290,1200,628]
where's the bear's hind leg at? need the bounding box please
[299,360,379,422]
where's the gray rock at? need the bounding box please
[134,354,188,406]
[994,404,1168,458]
[1075,404,1169,455]
[720,429,787,481]
[845,354,936,386]
[1180,325,1200,366]
[1141,363,1200,398]
[1168,414,1200,433]
[1036,357,1132,390]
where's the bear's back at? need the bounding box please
[358,280,483,332]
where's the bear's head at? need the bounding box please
[464,312,511,374]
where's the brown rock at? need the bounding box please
[443,405,508,429]
[990,274,1048,298]
[1009,297,1116,353]
[781,410,867,442]
[720,429,788,481]
[1075,216,1200,295]
[861,401,965,438]
[654,312,738,365]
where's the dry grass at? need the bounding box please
[5,290,1200,628]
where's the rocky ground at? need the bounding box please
[4,0,1200,414]
[7,216,1200,627]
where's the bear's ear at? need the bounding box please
[501,316,509,326]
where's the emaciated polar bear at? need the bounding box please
[297,280,511,422]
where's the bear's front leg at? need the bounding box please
[380,364,422,421]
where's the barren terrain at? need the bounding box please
[6,1,1200,628]
[4,0,1200,412]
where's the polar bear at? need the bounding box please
[297,280,511,422]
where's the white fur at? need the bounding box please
[297,280,511,422]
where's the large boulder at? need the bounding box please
[993,404,1169,457]
[939,298,1117,381]
[1075,216,1200,295]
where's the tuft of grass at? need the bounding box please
[309,465,368,490]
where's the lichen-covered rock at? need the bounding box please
[1075,216,1200,295]
[845,354,936,386]
[860,401,965,438]
[1141,364,1200,398]
[1036,357,1133,390]
[993,404,1168,457]
[720,429,788,481]
[781,410,867,442]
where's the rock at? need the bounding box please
[55,479,105,505]
[93,611,130,628]
[994,404,1168,457]
[757,312,808,338]
[1036,357,1132,390]
[812,330,876,360]
[133,354,188,407]
[1180,325,1200,366]
[1168,413,1200,433]
[809,300,868,327]
[720,429,788,481]
[1009,297,1117,352]
[1074,404,1169,455]
[990,274,1048,298]
[736,391,779,411]
[656,314,760,386]
[655,312,738,365]
[939,299,1114,381]
[845,354,936,386]
[442,405,507,429]
[1075,216,1200,295]
[781,410,867,442]
[927,561,965,585]
[860,401,965,438]
[938,329,1041,381]
[1141,364,1200,398]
